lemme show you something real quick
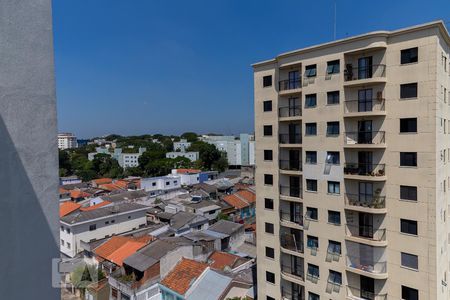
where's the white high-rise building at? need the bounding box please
[58,132,78,150]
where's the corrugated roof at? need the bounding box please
[186,268,232,300]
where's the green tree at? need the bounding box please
[212,154,229,172]
[188,141,224,171]
[91,153,123,178]
[181,132,199,142]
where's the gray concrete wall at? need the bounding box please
[0,0,59,299]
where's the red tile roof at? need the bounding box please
[80,200,111,211]
[60,201,82,217]
[94,236,152,266]
[99,183,124,191]
[59,187,70,194]
[160,258,208,295]
[176,168,201,174]
[70,189,91,199]
[208,251,241,270]
[92,178,113,185]
[222,189,256,210]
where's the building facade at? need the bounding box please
[254,21,450,300]
[166,151,199,162]
[58,132,78,150]
[202,134,255,166]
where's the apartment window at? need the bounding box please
[402,285,419,300]
[400,118,417,133]
[400,152,417,167]
[326,151,340,164]
[308,292,320,300]
[263,125,272,136]
[263,150,273,161]
[267,297,275,300]
[61,239,64,246]
[401,47,418,64]
[165,181,170,186]
[326,121,339,136]
[263,100,272,112]
[264,174,273,185]
[306,179,318,192]
[400,83,418,99]
[400,185,417,201]
[305,151,317,164]
[307,264,320,278]
[152,182,156,186]
[264,198,274,210]
[327,60,340,74]
[265,222,274,234]
[328,210,341,225]
[66,228,71,234]
[328,240,341,255]
[305,94,317,107]
[67,242,71,249]
[328,270,342,285]
[306,207,318,220]
[401,252,418,270]
[307,235,319,249]
[89,224,97,231]
[265,246,275,259]
[266,271,275,284]
[401,219,418,235]
[305,123,317,136]
[305,64,317,77]
[263,75,272,87]
[327,181,340,194]
[327,91,340,104]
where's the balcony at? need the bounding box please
[346,255,388,279]
[344,131,386,148]
[345,224,387,246]
[281,285,305,300]
[344,99,386,117]
[281,260,304,283]
[279,78,302,95]
[343,64,386,87]
[344,193,386,214]
[279,134,302,146]
[343,163,386,181]
[280,230,304,255]
[280,207,303,229]
[279,105,302,120]
[347,286,387,300]
[279,159,302,174]
[280,185,302,199]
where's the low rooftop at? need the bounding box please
[160,258,208,296]
[208,220,244,236]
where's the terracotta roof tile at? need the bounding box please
[223,194,249,209]
[236,190,256,203]
[160,258,208,295]
[92,178,113,185]
[80,200,111,211]
[208,251,241,270]
[59,187,70,194]
[106,241,148,266]
[99,183,124,191]
[60,201,81,217]
[70,189,91,199]
[94,236,153,266]
[176,168,201,174]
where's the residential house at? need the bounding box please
[221,189,256,223]
[141,175,184,199]
[173,139,191,152]
[207,220,245,251]
[60,175,82,186]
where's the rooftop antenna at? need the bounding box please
[333,0,337,40]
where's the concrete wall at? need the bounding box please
[0,0,59,299]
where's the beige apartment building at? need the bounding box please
[253,21,450,300]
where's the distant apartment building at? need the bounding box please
[201,134,255,166]
[59,202,148,257]
[173,139,192,151]
[88,146,146,168]
[254,21,450,300]
[58,132,78,150]
[166,151,199,162]
[141,174,183,198]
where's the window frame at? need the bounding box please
[264,150,273,161]
[400,152,417,167]
[326,121,340,136]
[306,207,318,220]
[263,100,272,112]
[400,83,418,99]
[265,271,275,284]
[305,64,317,77]
[401,252,419,270]
[400,118,417,133]
[265,246,275,259]
[305,151,317,164]
[263,75,272,87]
[327,60,340,74]
[328,210,341,225]
[327,90,340,104]
[401,219,418,235]
[306,179,318,192]
[305,94,317,108]
[264,174,273,185]
[263,125,273,136]
[400,185,417,201]
[305,123,317,136]
[265,222,274,234]
[264,198,274,210]
[401,47,418,64]
[327,181,340,194]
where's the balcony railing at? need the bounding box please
[280,208,303,226]
[280,232,304,253]
[344,193,386,209]
[279,134,302,144]
[279,106,302,118]
[281,286,305,300]
[347,286,387,300]
[280,185,302,198]
[344,99,385,114]
[344,131,385,145]
[343,163,385,177]
[279,78,302,91]
[346,255,387,275]
[345,224,386,241]
[280,159,302,171]
[344,64,386,81]
[281,261,304,281]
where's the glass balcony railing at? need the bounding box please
[345,224,386,242]
[347,286,387,300]
[344,64,386,81]
[344,99,385,114]
[281,286,305,300]
[280,208,303,226]
[280,159,302,171]
[280,185,302,198]
[281,261,304,281]
[279,133,302,144]
[279,106,302,118]
[344,193,386,210]
[344,131,385,145]
[346,255,387,275]
[280,231,304,253]
[343,163,385,177]
[279,78,302,91]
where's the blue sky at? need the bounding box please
[53,0,449,138]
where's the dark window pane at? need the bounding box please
[307,235,319,248]
[263,75,272,87]
[263,100,272,112]
[402,286,419,300]
[264,198,274,210]
[400,118,417,133]
[328,210,341,224]
[401,47,418,64]
[401,83,418,98]
[307,207,318,220]
[305,94,317,107]
[306,151,317,164]
[307,264,319,278]
[264,150,273,161]
[328,181,340,194]
[401,252,418,270]
[306,179,318,191]
[265,247,275,258]
[265,222,274,234]
[305,123,317,136]
[264,174,273,185]
[400,185,417,200]
[265,271,275,283]
[401,219,418,235]
[267,297,276,300]
[400,152,417,167]
[327,91,340,104]
[327,60,340,74]
[328,240,341,255]
[326,152,340,164]
[327,122,340,136]
[305,64,317,77]
[329,270,342,285]
[263,125,272,136]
